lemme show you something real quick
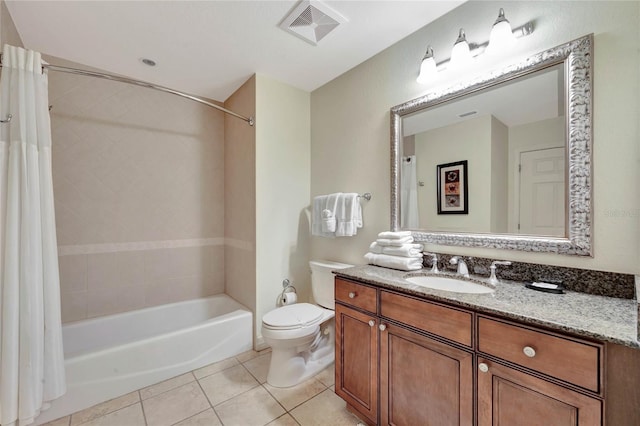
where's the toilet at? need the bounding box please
[261,259,353,388]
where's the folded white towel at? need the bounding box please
[335,193,363,237]
[377,231,413,240]
[364,252,423,271]
[369,242,423,258]
[376,236,414,246]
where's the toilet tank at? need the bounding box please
[309,260,353,310]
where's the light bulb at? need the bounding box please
[487,8,517,55]
[449,29,473,70]
[417,46,437,84]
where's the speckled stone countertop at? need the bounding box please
[335,265,639,349]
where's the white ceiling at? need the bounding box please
[6,0,464,102]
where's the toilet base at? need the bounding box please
[266,346,334,388]
[265,320,335,388]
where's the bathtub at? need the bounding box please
[35,295,252,424]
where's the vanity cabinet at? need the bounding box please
[477,317,602,426]
[335,281,378,423]
[476,356,601,425]
[379,320,473,426]
[335,278,474,425]
[333,277,639,426]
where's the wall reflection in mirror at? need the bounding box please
[401,63,566,238]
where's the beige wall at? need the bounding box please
[48,56,226,322]
[415,115,493,232]
[255,74,310,348]
[224,76,257,321]
[224,74,310,348]
[311,1,640,274]
[490,116,508,234]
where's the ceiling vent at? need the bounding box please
[279,0,347,46]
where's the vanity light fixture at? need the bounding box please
[416,46,437,84]
[486,8,517,55]
[416,8,534,84]
[449,29,473,70]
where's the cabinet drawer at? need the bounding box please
[478,317,601,392]
[335,278,377,314]
[380,291,472,347]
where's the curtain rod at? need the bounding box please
[0,56,255,126]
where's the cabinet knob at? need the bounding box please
[379,324,387,331]
[523,346,536,358]
[368,320,375,327]
[478,363,489,373]
[348,292,356,299]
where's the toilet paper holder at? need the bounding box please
[280,279,297,304]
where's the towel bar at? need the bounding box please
[359,193,372,201]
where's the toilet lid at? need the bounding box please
[263,303,324,329]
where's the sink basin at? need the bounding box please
[405,275,495,294]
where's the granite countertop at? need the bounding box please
[335,265,639,349]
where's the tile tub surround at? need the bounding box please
[423,253,636,300]
[335,265,639,349]
[58,244,224,322]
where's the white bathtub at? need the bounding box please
[35,295,252,424]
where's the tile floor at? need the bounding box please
[43,349,364,426]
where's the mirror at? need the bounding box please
[391,34,593,256]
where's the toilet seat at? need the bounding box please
[262,303,324,330]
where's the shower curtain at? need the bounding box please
[0,45,66,425]
[401,155,419,229]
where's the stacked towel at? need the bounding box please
[369,242,423,258]
[364,231,424,271]
[312,193,363,237]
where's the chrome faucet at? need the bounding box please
[425,252,439,273]
[489,261,512,285]
[449,256,469,278]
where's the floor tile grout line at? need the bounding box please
[137,391,149,426]
[192,359,240,381]
[273,413,302,426]
[194,377,215,410]
[72,395,142,426]
[167,407,212,426]
[139,372,197,401]
[261,378,329,414]
[259,382,290,419]
[237,361,266,386]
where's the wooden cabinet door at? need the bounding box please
[380,322,473,426]
[477,357,601,426]
[335,303,378,424]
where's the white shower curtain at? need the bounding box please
[400,155,419,229]
[0,45,66,426]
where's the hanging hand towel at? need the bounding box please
[335,193,362,237]
[364,252,423,271]
[321,192,340,233]
[377,230,413,240]
[312,193,342,237]
[376,236,414,246]
[322,209,336,233]
[369,242,423,258]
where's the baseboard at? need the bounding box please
[255,335,269,351]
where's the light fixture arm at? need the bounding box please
[454,28,467,45]
[494,8,508,26]
[422,45,434,61]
